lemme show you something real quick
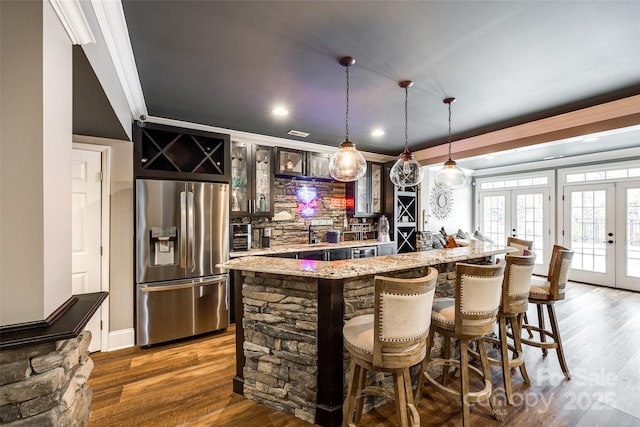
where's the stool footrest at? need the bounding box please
[424,358,492,403]
[469,338,525,369]
[520,324,558,349]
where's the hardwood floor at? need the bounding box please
[88,282,640,426]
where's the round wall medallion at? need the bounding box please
[430,185,454,220]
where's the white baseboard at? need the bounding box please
[107,328,135,351]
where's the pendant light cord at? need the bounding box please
[404,86,409,150]
[345,65,350,141]
[447,102,452,161]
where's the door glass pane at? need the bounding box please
[254,148,271,212]
[355,173,369,215]
[627,188,640,278]
[231,143,248,213]
[483,195,506,244]
[515,193,544,264]
[371,164,382,213]
[571,190,607,273]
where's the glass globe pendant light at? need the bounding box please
[389,80,424,187]
[329,57,367,182]
[435,97,466,189]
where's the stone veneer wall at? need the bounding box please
[342,257,492,412]
[241,271,318,424]
[0,331,93,426]
[250,178,347,246]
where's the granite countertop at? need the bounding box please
[220,241,514,279]
[230,239,393,258]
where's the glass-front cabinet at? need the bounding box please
[306,152,332,180]
[275,148,305,177]
[348,162,383,217]
[231,141,274,217]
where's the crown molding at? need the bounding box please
[89,0,147,120]
[149,116,395,164]
[49,0,95,45]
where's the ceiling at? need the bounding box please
[111,1,640,166]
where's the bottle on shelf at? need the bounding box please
[259,193,266,212]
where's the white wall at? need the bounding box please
[420,166,474,235]
[0,1,72,324]
[1,1,45,323]
[43,0,73,317]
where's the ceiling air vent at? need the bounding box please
[287,130,309,138]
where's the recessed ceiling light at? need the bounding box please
[371,128,385,137]
[272,107,289,116]
[582,136,599,142]
[288,130,309,138]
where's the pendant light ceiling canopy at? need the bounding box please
[435,97,466,189]
[389,80,424,187]
[328,56,367,182]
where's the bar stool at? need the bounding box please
[520,245,574,379]
[415,263,505,427]
[506,237,534,334]
[342,268,438,427]
[507,237,534,255]
[474,252,537,405]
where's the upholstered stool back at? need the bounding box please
[547,245,573,301]
[506,237,534,256]
[372,272,438,369]
[455,263,505,338]
[502,253,537,314]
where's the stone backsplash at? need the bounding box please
[0,332,93,426]
[250,178,347,246]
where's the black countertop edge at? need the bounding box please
[0,292,108,350]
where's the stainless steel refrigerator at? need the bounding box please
[136,179,229,346]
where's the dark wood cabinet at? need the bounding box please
[327,248,350,260]
[134,122,230,182]
[298,250,327,261]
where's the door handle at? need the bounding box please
[187,190,195,270]
[180,191,187,268]
[603,240,615,245]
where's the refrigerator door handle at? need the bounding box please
[187,190,195,271]
[180,191,187,268]
[140,277,226,293]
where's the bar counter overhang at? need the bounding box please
[220,241,514,426]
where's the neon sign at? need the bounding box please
[296,186,318,217]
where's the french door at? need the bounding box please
[563,181,640,290]
[479,188,551,275]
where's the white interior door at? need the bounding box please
[616,181,640,291]
[563,183,616,286]
[72,149,103,352]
